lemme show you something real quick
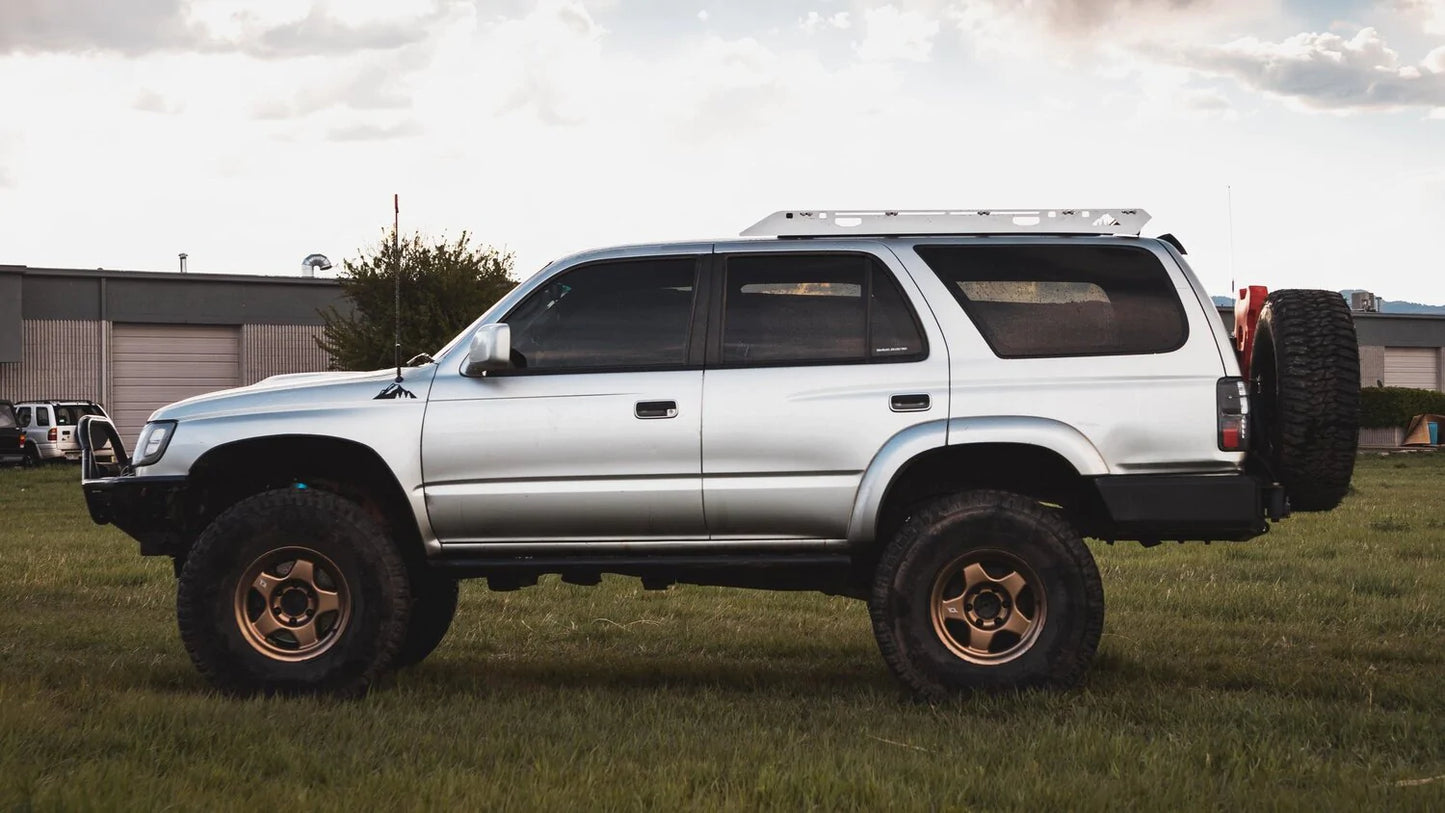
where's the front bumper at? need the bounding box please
[78,414,188,556]
[83,473,190,555]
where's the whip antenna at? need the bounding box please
[374,193,415,399]
[393,193,402,384]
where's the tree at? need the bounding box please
[316,231,516,371]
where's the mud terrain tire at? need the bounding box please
[176,489,410,697]
[1251,290,1360,511]
[869,490,1104,700]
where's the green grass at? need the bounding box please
[2,455,1443,810]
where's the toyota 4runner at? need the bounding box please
[78,209,1360,698]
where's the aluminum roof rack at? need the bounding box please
[741,208,1151,238]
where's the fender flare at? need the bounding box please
[845,416,1108,543]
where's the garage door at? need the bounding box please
[112,324,241,447]
[1384,347,1440,390]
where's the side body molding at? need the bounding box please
[845,416,1110,543]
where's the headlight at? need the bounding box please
[132,421,177,467]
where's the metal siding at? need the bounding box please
[112,324,240,445]
[1383,347,1440,390]
[241,324,330,384]
[0,319,103,402]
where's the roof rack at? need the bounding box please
[741,208,1151,238]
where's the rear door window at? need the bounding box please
[36,407,51,427]
[719,253,927,365]
[914,244,1188,358]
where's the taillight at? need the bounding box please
[1217,377,1249,451]
[48,427,58,442]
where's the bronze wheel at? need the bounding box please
[870,490,1104,698]
[928,550,1045,665]
[178,488,411,696]
[233,547,351,662]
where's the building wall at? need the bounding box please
[0,319,104,402]
[1359,345,1386,389]
[242,323,331,384]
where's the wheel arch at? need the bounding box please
[183,434,427,565]
[848,416,1109,547]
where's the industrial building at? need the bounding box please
[3,263,1443,450]
[1,264,344,446]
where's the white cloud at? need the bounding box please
[1169,27,1445,112]
[133,89,186,114]
[1393,0,1445,35]
[800,10,851,34]
[855,5,940,62]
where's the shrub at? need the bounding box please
[1359,386,1445,428]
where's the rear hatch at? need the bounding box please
[0,402,22,459]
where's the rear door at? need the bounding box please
[700,248,947,539]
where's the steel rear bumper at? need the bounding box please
[1090,473,1286,543]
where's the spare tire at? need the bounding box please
[1249,289,1360,511]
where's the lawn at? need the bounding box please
[1,455,1442,810]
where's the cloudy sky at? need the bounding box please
[1,0,1443,303]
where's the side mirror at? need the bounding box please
[464,323,512,376]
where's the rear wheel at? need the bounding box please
[1250,290,1360,511]
[22,443,41,467]
[869,490,1103,700]
[176,489,411,696]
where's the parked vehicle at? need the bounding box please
[16,400,111,464]
[0,400,25,467]
[77,208,1361,697]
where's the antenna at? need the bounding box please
[374,194,416,400]
[393,193,401,384]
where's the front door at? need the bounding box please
[423,256,707,543]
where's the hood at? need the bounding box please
[148,365,439,423]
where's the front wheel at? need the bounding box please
[176,489,411,696]
[869,490,1104,699]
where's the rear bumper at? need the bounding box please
[83,473,190,556]
[1090,473,1284,543]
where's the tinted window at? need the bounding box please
[915,245,1187,358]
[505,258,698,371]
[55,406,87,426]
[36,407,50,427]
[15,407,30,428]
[721,254,925,365]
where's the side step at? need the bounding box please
[429,553,858,595]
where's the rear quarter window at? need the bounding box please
[914,244,1188,358]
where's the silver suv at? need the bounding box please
[16,400,110,464]
[78,209,1360,698]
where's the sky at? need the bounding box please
[1,0,1443,303]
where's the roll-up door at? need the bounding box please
[1383,347,1440,390]
[112,324,241,446]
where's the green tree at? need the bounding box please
[316,230,516,371]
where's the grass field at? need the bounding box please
[2,455,1443,810]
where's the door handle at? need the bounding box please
[635,400,678,419]
[890,393,931,412]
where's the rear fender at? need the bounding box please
[845,416,1108,543]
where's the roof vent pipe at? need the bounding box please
[178,252,188,273]
[301,253,332,278]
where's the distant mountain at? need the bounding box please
[1338,289,1445,315]
[1211,291,1445,315]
